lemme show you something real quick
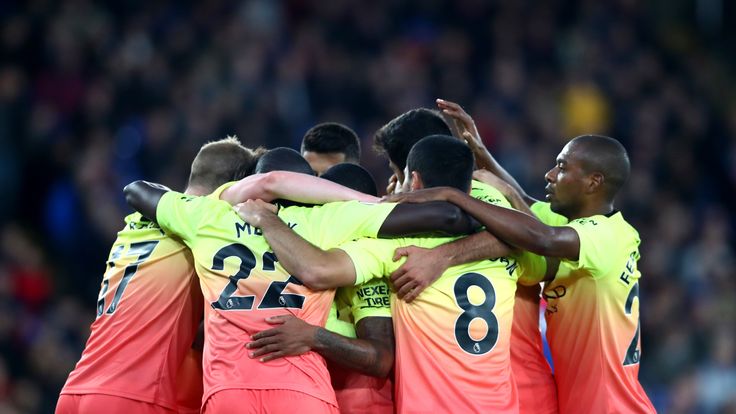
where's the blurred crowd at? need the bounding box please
[0,0,734,412]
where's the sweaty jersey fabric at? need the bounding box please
[544,212,655,413]
[325,279,393,414]
[61,213,202,411]
[341,235,546,414]
[156,192,396,407]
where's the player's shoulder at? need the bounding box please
[569,211,638,241]
[470,180,511,208]
[279,199,356,217]
[118,212,183,244]
[530,201,568,226]
[162,191,239,232]
[568,212,641,276]
[119,212,163,235]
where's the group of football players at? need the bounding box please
[57,99,655,414]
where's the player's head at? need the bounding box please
[373,108,451,183]
[404,135,473,193]
[188,136,261,194]
[320,163,378,197]
[255,147,315,175]
[301,122,361,176]
[545,134,631,218]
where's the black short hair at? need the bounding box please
[301,123,361,163]
[320,163,378,197]
[373,108,452,170]
[570,135,631,198]
[254,147,314,175]
[406,135,473,193]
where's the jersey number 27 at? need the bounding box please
[97,241,159,317]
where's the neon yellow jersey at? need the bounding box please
[155,192,396,407]
[325,278,394,413]
[339,235,544,413]
[530,201,568,226]
[543,212,655,413]
[469,180,512,208]
[325,279,391,338]
[325,179,514,340]
[210,181,236,199]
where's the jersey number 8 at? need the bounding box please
[453,273,499,355]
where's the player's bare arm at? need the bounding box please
[437,98,537,206]
[123,180,171,221]
[391,231,514,302]
[386,187,581,260]
[247,315,394,378]
[377,201,478,237]
[237,199,356,290]
[220,171,379,205]
[236,199,480,289]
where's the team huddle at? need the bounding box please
[56,99,656,413]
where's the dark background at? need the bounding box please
[0,0,734,412]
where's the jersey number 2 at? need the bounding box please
[210,243,304,311]
[623,282,641,365]
[453,273,499,355]
[97,241,159,317]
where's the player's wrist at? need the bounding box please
[434,244,455,269]
[311,326,330,352]
[444,187,463,204]
[256,211,280,229]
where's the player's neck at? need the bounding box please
[568,200,615,221]
[184,186,209,196]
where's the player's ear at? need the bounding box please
[586,172,604,194]
[410,171,424,191]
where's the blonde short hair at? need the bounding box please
[188,136,263,192]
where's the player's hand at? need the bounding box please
[386,174,399,195]
[246,315,318,362]
[382,187,453,204]
[390,245,449,303]
[234,199,278,227]
[436,98,483,148]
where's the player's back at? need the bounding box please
[341,235,547,414]
[474,183,559,414]
[61,213,202,411]
[544,212,655,413]
[510,284,557,414]
[393,249,519,414]
[155,192,398,407]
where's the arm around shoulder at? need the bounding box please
[123,180,169,222]
[378,201,477,237]
[221,171,379,205]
